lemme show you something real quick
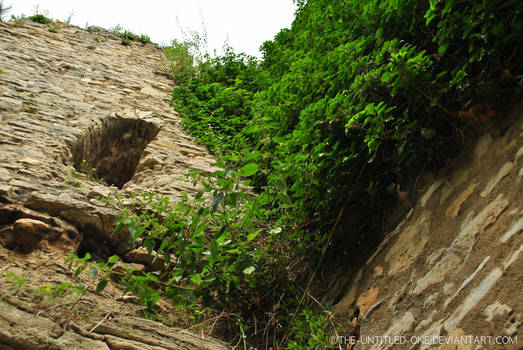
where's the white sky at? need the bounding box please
[6,0,297,57]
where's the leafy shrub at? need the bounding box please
[29,13,52,24]
[112,27,151,45]
[163,28,209,84]
[9,14,27,25]
[171,48,262,154]
[121,30,151,44]
[109,24,123,34]
[109,163,315,342]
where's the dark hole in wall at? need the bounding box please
[72,116,160,189]
[77,232,112,260]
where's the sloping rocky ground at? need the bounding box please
[0,20,227,349]
[333,103,523,349]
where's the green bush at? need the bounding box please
[171,0,522,253]
[109,163,312,343]
[29,13,52,24]
[110,26,152,46]
[171,48,262,154]
[120,30,151,44]
[164,40,197,84]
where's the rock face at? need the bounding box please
[0,20,215,250]
[333,103,523,349]
[0,21,226,349]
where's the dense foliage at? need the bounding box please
[116,0,523,348]
[172,49,263,154]
[172,0,522,263]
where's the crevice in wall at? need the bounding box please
[71,115,160,189]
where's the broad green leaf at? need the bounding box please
[247,230,261,242]
[74,266,85,277]
[425,12,436,25]
[244,124,259,133]
[143,238,156,255]
[243,266,255,275]
[237,163,259,177]
[272,136,284,144]
[275,177,287,194]
[193,223,207,236]
[210,239,219,259]
[381,71,395,83]
[438,41,449,55]
[95,278,108,293]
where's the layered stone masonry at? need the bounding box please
[0,21,228,350]
[0,21,216,252]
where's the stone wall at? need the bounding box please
[0,21,226,349]
[333,103,523,349]
[0,20,215,251]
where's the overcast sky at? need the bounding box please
[6,0,297,57]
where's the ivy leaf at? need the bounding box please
[95,278,108,293]
[143,238,156,255]
[74,266,85,277]
[237,163,259,177]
